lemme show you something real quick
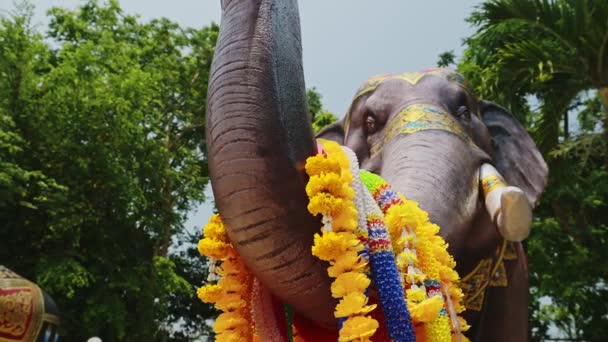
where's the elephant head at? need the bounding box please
[206,0,548,339]
[317,69,547,264]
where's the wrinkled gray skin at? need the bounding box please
[206,0,548,340]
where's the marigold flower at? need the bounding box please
[312,232,363,261]
[331,272,371,298]
[439,265,459,283]
[405,271,427,284]
[327,250,367,277]
[308,193,345,216]
[218,275,245,293]
[448,286,465,313]
[198,238,231,259]
[457,316,471,332]
[396,251,418,269]
[306,173,355,201]
[340,169,353,185]
[419,222,440,237]
[408,295,444,323]
[214,312,248,333]
[406,287,427,303]
[331,204,358,232]
[334,292,377,318]
[197,284,222,303]
[434,247,456,269]
[319,139,350,170]
[305,154,341,176]
[203,215,228,242]
[215,293,247,312]
[386,202,428,237]
[338,316,379,342]
[216,255,247,275]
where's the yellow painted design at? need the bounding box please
[345,69,477,137]
[370,104,470,157]
[0,290,32,338]
[0,266,44,342]
[460,241,519,311]
[392,72,425,85]
[482,175,506,195]
[352,73,392,101]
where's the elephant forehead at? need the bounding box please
[351,68,471,101]
[344,68,475,137]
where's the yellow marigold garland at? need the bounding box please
[361,171,469,341]
[197,214,254,342]
[195,140,471,342]
[304,139,379,342]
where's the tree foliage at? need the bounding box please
[454,0,608,340]
[307,87,338,133]
[0,1,218,340]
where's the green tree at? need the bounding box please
[306,87,338,133]
[0,1,217,340]
[466,0,608,151]
[459,0,608,340]
[307,87,323,118]
[437,50,456,68]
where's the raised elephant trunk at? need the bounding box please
[206,0,335,324]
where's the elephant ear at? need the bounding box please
[315,118,345,145]
[480,100,549,206]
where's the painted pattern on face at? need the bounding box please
[344,68,475,137]
[370,104,471,158]
[391,72,426,86]
[344,68,475,138]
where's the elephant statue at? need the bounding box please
[205,1,547,341]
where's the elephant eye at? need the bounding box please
[456,106,471,120]
[365,115,377,134]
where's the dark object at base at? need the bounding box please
[0,265,60,342]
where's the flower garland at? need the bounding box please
[304,140,469,341]
[353,158,416,341]
[304,139,379,342]
[195,140,470,342]
[197,214,254,342]
[251,278,287,342]
[360,171,470,341]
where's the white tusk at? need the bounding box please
[480,163,532,242]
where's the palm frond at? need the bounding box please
[472,0,608,86]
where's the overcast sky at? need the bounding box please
[2,0,483,233]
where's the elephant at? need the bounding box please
[205,1,548,341]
